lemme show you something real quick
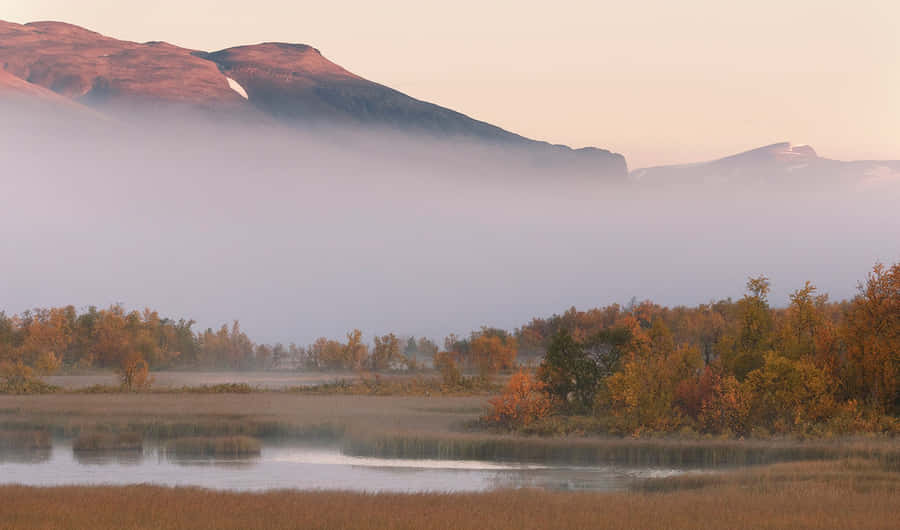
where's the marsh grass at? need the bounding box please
[286,375,500,396]
[165,436,262,457]
[2,393,897,468]
[635,458,900,493]
[72,432,143,452]
[0,429,50,450]
[0,459,897,529]
[342,431,900,469]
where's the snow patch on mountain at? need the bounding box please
[226,77,248,99]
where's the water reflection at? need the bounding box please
[72,450,145,466]
[0,448,51,464]
[0,442,690,493]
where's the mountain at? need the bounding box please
[0,20,626,179]
[631,142,900,187]
[0,65,87,106]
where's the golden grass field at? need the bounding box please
[42,371,364,390]
[0,388,899,529]
[0,459,896,529]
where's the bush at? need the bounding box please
[117,353,153,391]
[0,361,60,394]
[484,370,552,429]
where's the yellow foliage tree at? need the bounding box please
[842,263,900,414]
[470,334,518,378]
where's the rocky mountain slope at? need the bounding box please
[0,20,626,178]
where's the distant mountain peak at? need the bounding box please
[630,141,898,186]
[717,142,818,166]
[200,42,361,84]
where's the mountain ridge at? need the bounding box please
[631,142,900,186]
[0,19,627,179]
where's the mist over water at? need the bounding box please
[2,101,899,344]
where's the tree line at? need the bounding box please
[0,305,520,388]
[1,261,897,437]
[487,262,899,436]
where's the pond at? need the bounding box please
[0,442,688,492]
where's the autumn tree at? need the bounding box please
[842,263,900,414]
[605,344,703,433]
[743,352,835,433]
[469,331,518,379]
[684,303,726,365]
[697,369,751,435]
[777,282,832,361]
[434,351,462,386]
[118,352,153,391]
[371,333,402,371]
[17,307,74,368]
[416,337,439,357]
[486,370,552,428]
[309,337,346,370]
[721,275,774,379]
[343,329,369,370]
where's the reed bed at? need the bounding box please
[0,429,50,450]
[1,393,898,467]
[341,430,900,469]
[165,436,262,457]
[72,431,143,452]
[635,457,900,493]
[0,460,897,529]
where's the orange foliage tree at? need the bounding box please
[841,263,900,414]
[486,370,552,428]
[118,352,153,391]
[470,332,518,379]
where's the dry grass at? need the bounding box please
[0,460,896,529]
[286,373,502,396]
[165,436,261,457]
[72,431,143,452]
[43,372,406,391]
[0,393,483,440]
[343,430,900,468]
[0,430,50,450]
[2,393,898,467]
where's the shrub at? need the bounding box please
[0,361,60,394]
[485,370,552,428]
[117,353,153,391]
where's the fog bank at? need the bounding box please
[2,102,898,343]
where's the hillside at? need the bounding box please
[0,20,626,179]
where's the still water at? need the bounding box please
[0,443,686,492]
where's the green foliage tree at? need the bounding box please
[537,329,600,413]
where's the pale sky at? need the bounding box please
[4,0,899,168]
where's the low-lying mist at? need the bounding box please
[2,100,898,344]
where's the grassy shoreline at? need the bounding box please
[1,393,898,468]
[0,460,896,529]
